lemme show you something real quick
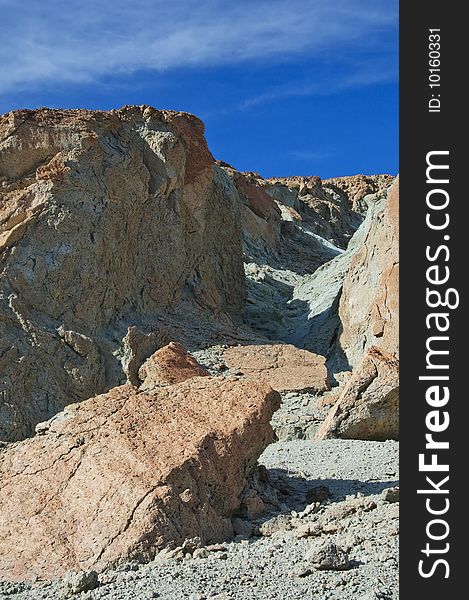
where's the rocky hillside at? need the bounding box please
[0,106,398,598]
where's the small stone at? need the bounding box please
[378,550,391,562]
[322,524,339,534]
[357,592,380,600]
[243,489,266,518]
[258,515,292,537]
[35,422,50,435]
[342,533,362,549]
[232,518,253,537]
[61,571,98,596]
[305,540,350,571]
[298,502,320,518]
[295,522,322,538]
[213,363,227,371]
[206,544,228,552]
[192,548,209,559]
[161,547,184,561]
[305,485,331,504]
[181,537,202,554]
[381,486,399,503]
[115,560,140,572]
[289,565,313,578]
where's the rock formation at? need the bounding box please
[230,170,394,345]
[0,103,399,593]
[315,347,399,441]
[255,173,392,249]
[282,180,392,361]
[217,163,281,255]
[337,178,399,367]
[323,174,394,214]
[138,342,209,389]
[0,377,280,581]
[224,344,329,393]
[0,107,246,441]
[317,179,399,440]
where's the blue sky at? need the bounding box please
[0,0,398,178]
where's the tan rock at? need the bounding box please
[0,377,280,581]
[0,106,246,441]
[312,179,399,441]
[315,347,399,441]
[338,178,399,368]
[217,164,281,252]
[138,342,209,389]
[121,326,170,386]
[224,344,329,393]
[323,174,395,213]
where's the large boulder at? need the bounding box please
[315,347,399,441]
[138,342,209,389]
[224,343,329,393]
[0,106,246,441]
[0,377,280,581]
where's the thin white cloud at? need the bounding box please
[240,58,397,109]
[0,0,397,92]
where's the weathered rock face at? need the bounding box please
[138,342,209,389]
[317,179,399,441]
[217,164,281,255]
[224,344,329,393]
[337,178,399,368]
[315,347,399,441]
[323,174,394,214]
[284,179,392,362]
[260,174,392,250]
[0,377,280,581]
[0,106,246,441]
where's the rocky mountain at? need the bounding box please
[0,106,398,596]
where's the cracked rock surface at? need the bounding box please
[1,439,399,599]
[0,378,280,581]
